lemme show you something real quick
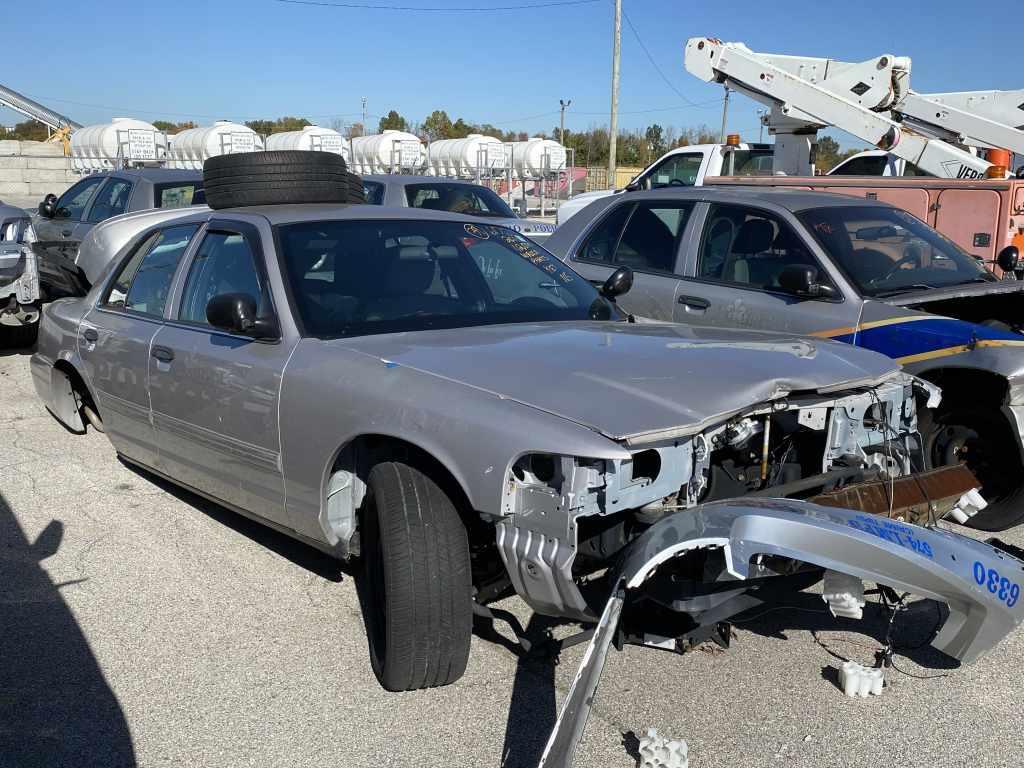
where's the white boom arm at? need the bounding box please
[896,90,1024,156]
[684,38,993,180]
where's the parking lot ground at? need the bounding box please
[3,347,1024,768]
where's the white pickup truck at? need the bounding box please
[555,141,774,225]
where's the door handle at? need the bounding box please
[82,328,98,343]
[677,295,711,310]
[151,345,175,363]
[61,229,73,238]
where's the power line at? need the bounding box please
[619,5,719,110]
[275,0,599,10]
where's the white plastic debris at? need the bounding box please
[821,570,866,620]
[946,488,988,525]
[839,661,884,697]
[638,728,688,768]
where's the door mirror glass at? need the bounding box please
[38,194,58,219]
[996,245,1020,274]
[778,265,836,299]
[206,293,278,339]
[600,266,633,300]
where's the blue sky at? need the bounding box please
[3,0,1020,149]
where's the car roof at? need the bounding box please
[79,168,203,183]
[618,186,893,212]
[225,202,505,225]
[362,174,488,187]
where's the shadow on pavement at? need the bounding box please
[0,491,137,766]
[733,589,960,671]
[120,459,347,583]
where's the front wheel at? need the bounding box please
[923,407,1024,531]
[360,461,472,691]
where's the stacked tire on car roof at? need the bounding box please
[202,150,365,210]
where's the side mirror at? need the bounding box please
[206,293,279,339]
[37,194,58,219]
[600,266,633,301]
[996,245,1020,274]
[778,265,837,299]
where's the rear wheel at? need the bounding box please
[924,407,1024,531]
[360,461,472,691]
[0,321,38,349]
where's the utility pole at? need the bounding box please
[361,97,367,136]
[718,86,730,143]
[607,0,621,189]
[757,108,768,142]
[559,99,571,146]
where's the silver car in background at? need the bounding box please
[361,174,556,243]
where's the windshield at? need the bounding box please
[720,149,775,176]
[797,205,996,297]
[404,183,516,218]
[277,219,620,338]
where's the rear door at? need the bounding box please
[78,176,135,251]
[565,199,697,321]
[675,202,860,336]
[148,220,292,525]
[78,223,198,467]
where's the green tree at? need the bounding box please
[0,119,49,141]
[245,116,312,136]
[815,135,858,172]
[378,110,409,133]
[152,120,196,134]
[644,124,665,158]
[422,110,453,139]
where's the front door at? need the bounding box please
[78,224,194,466]
[148,223,292,526]
[565,199,697,321]
[34,176,105,259]
[676,202,860,337]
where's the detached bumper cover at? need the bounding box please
[539,498,1024,768]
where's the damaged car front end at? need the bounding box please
[539,498,1024,767]
[498,371,962,622]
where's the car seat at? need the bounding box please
[722,219,774,284]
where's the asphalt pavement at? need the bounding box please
[2,347,1023,768]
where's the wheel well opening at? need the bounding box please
[919,368,1008,411]
[53,360,98,416]
[329,434,502,594]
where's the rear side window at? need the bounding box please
[104,224,198,316]
[577,201,691,273]
[155,183,202,209]
[362,181,385,205]
[86,178,134,223]
[178,231,266,326]
[829,155,889,176]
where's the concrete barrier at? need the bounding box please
[0,140,77,208]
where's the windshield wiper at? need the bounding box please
[871,284,936,297]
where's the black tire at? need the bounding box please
[202,150,365,210]
[0,321,38,350]
[923,407,1024,531]
[361,461,472,691]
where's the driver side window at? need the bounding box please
[697,204,828,292]
[56,177,104,220]
[643,153,703,189]
[178,231,266,326]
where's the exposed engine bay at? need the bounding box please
[912,292,1024,334]
[497,374,952,619]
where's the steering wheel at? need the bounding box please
[876,251,923,284]
[667,178,688,186]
